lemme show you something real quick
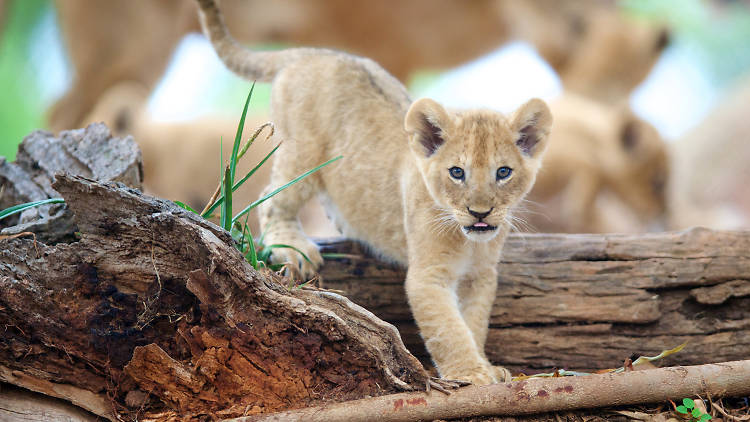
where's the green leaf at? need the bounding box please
[692,408,702,418]
[220,165,232,231]
[230,83,255,184]
[244,235,258,269]
[683,398,695,409]
[0,198,65,221]
[232,155,342,224]
[700,414,712,421]
[201,142,281,219]
[173,201,199,214]
[676,406,688,414]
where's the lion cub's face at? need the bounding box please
[405,99,552,241]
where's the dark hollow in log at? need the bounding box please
[317,229,750,374]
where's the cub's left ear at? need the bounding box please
[511,98,553,158]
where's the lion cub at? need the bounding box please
[196,0,552,384]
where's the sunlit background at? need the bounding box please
[1,0,750,233]
[2,0,749,157]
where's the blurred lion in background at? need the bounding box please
[525,94,669,233]
[56,0,670,234]
[51,0,668,132]
[669,74,750,230]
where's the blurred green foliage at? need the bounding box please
[624,0,750,86]
[0,0,50,160]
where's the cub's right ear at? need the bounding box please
[405,98,451,157]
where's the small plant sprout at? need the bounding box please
[675,398,711,421]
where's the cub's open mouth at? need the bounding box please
[465,222,497,232]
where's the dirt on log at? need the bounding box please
[317,229,750,374]
[0,127,427,421]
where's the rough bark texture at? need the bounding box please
[317,230,750,373]
[0,175,427,420]
[0,128,427,420]
[0,123,142,242]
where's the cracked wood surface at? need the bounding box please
[317,229,750,373]
[0,174,427,420]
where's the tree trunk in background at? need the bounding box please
[318,228,750,373]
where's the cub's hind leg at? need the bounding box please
[258,135,324,279]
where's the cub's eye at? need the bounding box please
[449,166,465,180]
[496,166,512,180]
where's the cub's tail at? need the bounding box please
[195,0,304,82]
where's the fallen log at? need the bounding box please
[0,126,427,420]
[237,360,750,422]
[0,174,427,420]
[317,229,750,373]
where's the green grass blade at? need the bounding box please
[173,201,199,214]
[265,243,312,264]
[232,155,342,224]
[201,142,281,219]
[239,215,258,268]
[245,235,258,269]
[230,83,255,184]
[220,165,232,231]
[0,198,65,221]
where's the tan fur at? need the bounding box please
[197,0,553,384]
[80,81,337,237]
[504,0,669,104]
[669,74,750,230]
[527,94,669,233]
[50,0,666,132]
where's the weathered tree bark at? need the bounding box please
[0,123,142,242]
[317,229,750,373]
[0,175,427,420]
[0,124,427,420]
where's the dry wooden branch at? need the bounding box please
[317,230,750,372]
[233,360,750,422]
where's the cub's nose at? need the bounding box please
[467,207,493,220]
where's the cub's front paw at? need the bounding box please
[268,236,323,280]
[444,366,497,386]
[490,365,513,383]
